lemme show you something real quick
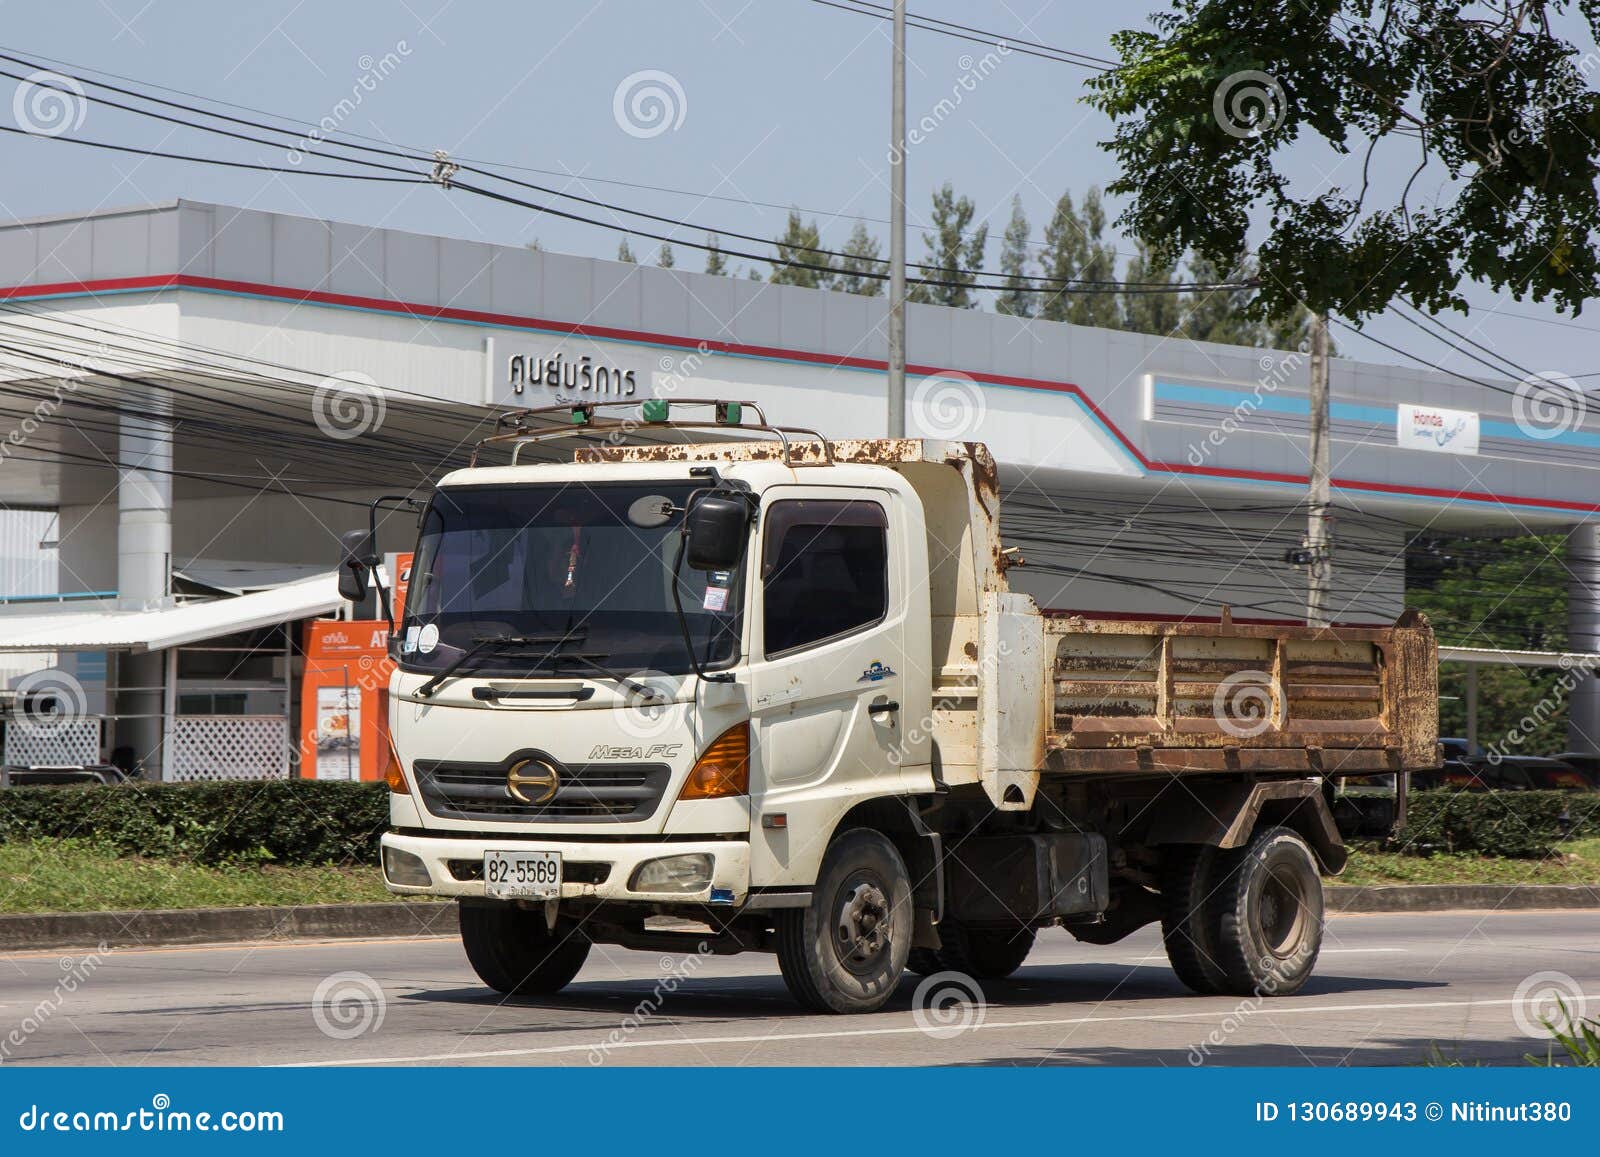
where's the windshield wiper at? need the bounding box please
[538,651,665,705]
[413,630,587,699]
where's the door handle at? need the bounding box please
[867,700,900,716]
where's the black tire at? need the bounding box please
[458,901,591,996]
[1205,826,1324,997]
[1160,843,1227,994]
[932,925,1036,980]
[905,947,944,977]
[776,828,913,1013]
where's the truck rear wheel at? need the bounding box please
[458,901,590,996]
[776,828,913,1013]
[1206,827,1324,997]
[1160,844,1227,995]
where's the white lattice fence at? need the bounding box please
[165,716,290,781]
[3,717,101,768]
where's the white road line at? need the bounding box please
[284,991,1599,1067]
[1320,948,1408,954]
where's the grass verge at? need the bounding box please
[4,837,1600,914]
[1341,837,1600,887]
[0,839,401,914]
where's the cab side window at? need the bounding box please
[761,500,889,656]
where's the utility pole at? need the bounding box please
[1305,312,1333,628]
[886,0,907,437]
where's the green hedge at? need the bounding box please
[1406,790,1592,858]
[0,780,389,866]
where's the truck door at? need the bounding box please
[747,486,930,883]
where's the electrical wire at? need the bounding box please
[0,49,1249,296]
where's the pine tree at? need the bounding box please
[1120,238,1183,337]
[657,244,675,268]
[704,234,729,276]
[835,221,885,296]
[1037,191,1081,323]
[912,182,987,308]
[1179,254,1263,346]
[769,210,832,288]
[617,239,637,263]
[995,196,1033,318]
[1066,189,1120,328]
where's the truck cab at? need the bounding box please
[350,399,1436,1014]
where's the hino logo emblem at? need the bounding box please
[505,757,560,804]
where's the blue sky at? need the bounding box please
[2,0,1598,391]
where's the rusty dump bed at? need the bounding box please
[1044,610,1438,777]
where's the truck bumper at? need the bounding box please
[379,831,751,905]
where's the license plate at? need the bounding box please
[483,850,562,899]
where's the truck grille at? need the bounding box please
[412,751,670,823]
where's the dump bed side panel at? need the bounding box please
[1045,613,1438,776]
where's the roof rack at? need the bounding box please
[470,398,837,468]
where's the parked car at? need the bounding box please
[0,764,129,787]
[1438,737,1474,762]
[1550,753,1600,789]
[1491,756,1597,792]
[1411,758,1495,792]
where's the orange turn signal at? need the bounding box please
[377,691,409,795]
[679,721,750,801]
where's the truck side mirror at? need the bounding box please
[337,528,374,602]
[685,492,750,571]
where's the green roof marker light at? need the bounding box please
[641,399,670,423]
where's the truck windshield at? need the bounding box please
[400,482,742,677]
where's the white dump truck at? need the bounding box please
[344,399,1438,1014]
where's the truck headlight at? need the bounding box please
[629,853,714,894]
[382,846,432,887]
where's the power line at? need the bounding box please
[3,49,1229,295]
[802,0,1115,71]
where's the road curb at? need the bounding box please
[0,901,460,952]
[2,885,1596,952]
[1326,883,1600,912]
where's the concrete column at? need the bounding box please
[1569,523,1600,755]
[113,403,173,778]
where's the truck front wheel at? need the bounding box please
[776,829,913,1013]
[458,901,590,996]
[1206,827,1324,997]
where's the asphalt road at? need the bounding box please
[0,910,1594,1067]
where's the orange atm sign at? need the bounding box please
[299,620,394,782]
